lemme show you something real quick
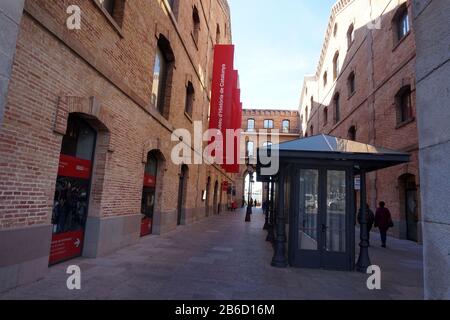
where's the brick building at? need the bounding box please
[299,0,421,242]
[235,108,300,207]
[0,0,235,291]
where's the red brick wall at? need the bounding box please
[0,0,233,230]
[299,0,421,240]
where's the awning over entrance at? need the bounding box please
[256,134,410,272]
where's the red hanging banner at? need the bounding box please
[209,45,235,166]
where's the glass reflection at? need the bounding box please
[326,170,346,252]
[298,169,319,250]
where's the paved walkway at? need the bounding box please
[0,209,423,300]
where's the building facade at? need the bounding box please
[0,0,234,292]
[413,0,450,299]
[235,109,300,207]
[299,0,421,242]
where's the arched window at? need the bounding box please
[333,51,340,80]
[282,120,290,133]
[184,81,195,117]
[310,96,314,109]
[216,24,221,44]
[263,119,274,129]
[99,0,125,25]
[334,93,340,124]
[323,71,328,87]
[192,6,200,45]
[347,23,355,48]
[247,141,254,158]
[348,71,356,96]
[152,35,175,118]
[348,126,357,141]
[247,118,255,131]
[310,125,314,136]
[323,107,328,125]
[333,23,338,37]
[395,86,413,125]
[393,4,410,42]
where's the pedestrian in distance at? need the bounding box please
[374,201,394,248]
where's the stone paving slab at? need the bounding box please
[0,209,423,300]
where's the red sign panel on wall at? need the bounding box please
[143,174,156,188]
[58,154,91,179]
[49,230,84,265]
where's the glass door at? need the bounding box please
[292,168,321,268]
[321,170,350,270]
[291,167,353,270]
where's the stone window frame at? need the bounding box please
[92,0,125,38]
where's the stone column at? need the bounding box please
[413,0,450,299]
[0,0,25,126]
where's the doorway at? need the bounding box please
[140,151,159,237]
[177,165,188,225]
[50,114,96,265]
[213,181,219,215]
[290,167,354,270]
[400,174,418,242]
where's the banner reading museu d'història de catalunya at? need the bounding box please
[209,44,243,173]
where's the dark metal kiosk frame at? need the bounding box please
[257,135,410,272]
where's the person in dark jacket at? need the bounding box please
[358,203,375,245]
[374,201,393,248]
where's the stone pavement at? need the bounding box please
[0,209,423,300]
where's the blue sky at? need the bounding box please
[228,0,337,109]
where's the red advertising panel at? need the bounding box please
[140,217,152,237]
[222,181,229,191]
[49,230,84,265]
[209,45,235,165]
[58,154,91,179]
[143,174,156,188]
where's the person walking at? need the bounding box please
[374,201,394,248]
[358,203,375,246]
